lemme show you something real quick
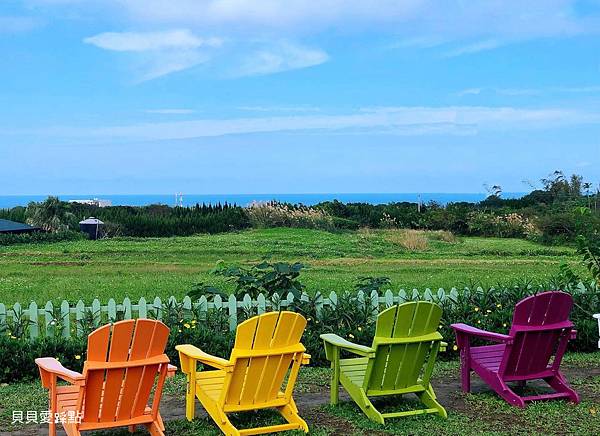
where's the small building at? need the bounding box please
[69,198,112,207]
[0,219,39,234]
[79,217,105,240]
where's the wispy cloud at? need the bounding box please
[455,85,600,97]
[14,106,600,143]
[237,105,321,113]
[455,88,482,97]
[233,42,328,77]
[84,29,222,81]
[145,108,195,114]
[84,30,222,52]
[444,39,503,57]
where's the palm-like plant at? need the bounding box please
[25,196,75,232]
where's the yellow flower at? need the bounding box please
[184,323,191,329]
[590,407,597,416]
[358,326,362,332]
[496,304,502,308]
[192,325,196,329]
[477,320,481,324]
[503,323,507,327]
[348,333,355,339]
[486,309,492,313]
[191,320,197,324]
[474,307,479,312]
[452,345,458,351]
[74,355,81,360]
[178,329,182,333]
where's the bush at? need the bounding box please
[246,202,335,230]
[0,230,85,246]
[467,211,538,238]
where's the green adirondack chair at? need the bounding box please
[321,301,447,423]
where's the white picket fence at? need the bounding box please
[0,288,460,339]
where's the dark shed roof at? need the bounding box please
[0,219,39,234]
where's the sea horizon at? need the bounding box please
[0,192,527,209]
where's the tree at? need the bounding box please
[25,196,75,232]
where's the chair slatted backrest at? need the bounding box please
[82,319,170,424]
[224,311,307,408]
[502,291,573,377]
[366,302,442,393]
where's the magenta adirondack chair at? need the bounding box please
[452,291,580,407]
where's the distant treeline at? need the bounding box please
[1,171,599,243]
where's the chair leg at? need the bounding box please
[419,385,448,418]
[146,420,165,436]
[495,379,525,408]
[546,372,580,404]
[459,349,471,392]
[278,397,309,433]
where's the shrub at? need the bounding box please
[246,202,335,230]
[467,211,538,238]
[0,230,85,246]
[386,229,429,251]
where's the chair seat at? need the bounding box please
[471,344,506,373]
[340,357,369,387]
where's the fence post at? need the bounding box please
[153,297,162,320]
[138,297,147,319]
[257,293,266,314]
[242,294,252,316]
[0,303,5,327]
[44,301,53,337]
[228,294,237,332]
[437,288,446,302]
[107,299,116,322]
[329,291,338,308]
[92,299,101,327]
[61,300,70,338]
[123,297,132,320]
[29,302,38,339]
[183,296,192,319]
[197,296,207,320]
[370,290,379,314]
[286,292,295,311]
[314,292,324,319]
[384,289,394,307]
[75,300,85,337]
[424,288,433,301]
[271,293,281,311]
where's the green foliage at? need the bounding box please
[0,335,86,383]
[25,196,77,232]
[189,259,307,300]
[0,229,85,246]
[354,276,391,293]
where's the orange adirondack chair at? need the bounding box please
[35,319,175,436]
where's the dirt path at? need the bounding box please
[6,365,599,436]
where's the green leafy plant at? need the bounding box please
[355,276,391,294]
[188,259,307,300]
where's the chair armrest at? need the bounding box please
[35,357,85,387]
[302,353,311,365]
[320,333,374,358]
[176,344,231,371]
[166,364,177,378]
[451,323,511,343]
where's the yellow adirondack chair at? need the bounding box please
[176,311,310,435]
[35,319,176,436]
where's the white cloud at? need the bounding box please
[234,42,328,77]
[455,88,482,97]
[84,30,222,52]
[444,39,503,57]
[20,106,600,143]
[145,109,195,114]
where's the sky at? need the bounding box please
[1,0,600,195]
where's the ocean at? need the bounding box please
[0,193,526,209]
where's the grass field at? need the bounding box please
[0,228,578,305]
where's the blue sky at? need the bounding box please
[1,0,600,195]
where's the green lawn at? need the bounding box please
[2,353,599,435]
[0,228,578,305]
